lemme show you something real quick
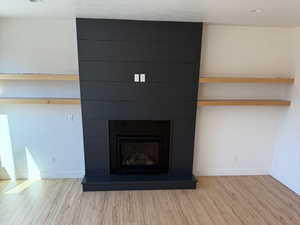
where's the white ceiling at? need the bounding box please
[1,0,300,26]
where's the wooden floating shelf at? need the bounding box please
[198,100,291,106]
[0,98,290,106]
[0,74,79,81]
[1,74,294,84]
[0,74,292,107]
[0,98,80,104]
[199,76,294,84]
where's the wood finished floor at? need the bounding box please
[0,176,300,225]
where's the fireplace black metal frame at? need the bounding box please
[109,120,171,175]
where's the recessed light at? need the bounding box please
[249,8,264,14]
[29,0,44,3]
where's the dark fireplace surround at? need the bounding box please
[77,18,202,191]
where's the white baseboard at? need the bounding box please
[195,168,269,176]
[16,170,85,179]
[14,168,270,179]
[270,172,300,196]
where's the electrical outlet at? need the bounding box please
[134,74,140,82]
[67,113,74,121]
[140,73,146,82]
[234,156,239,165]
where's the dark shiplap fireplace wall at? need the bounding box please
[76,18,203,191]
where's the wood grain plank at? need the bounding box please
[1,176,299,225]
[221,176,283,225]
[236,176,299,225]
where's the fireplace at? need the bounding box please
[77,18,202,191]
[109,120,170,174]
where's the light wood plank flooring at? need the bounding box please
[0,176,299,225]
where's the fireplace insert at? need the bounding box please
[109,120,170,174]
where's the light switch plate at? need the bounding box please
[140,74,146,82]
[134,74,140,82]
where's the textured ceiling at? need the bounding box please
[1,0,300,26]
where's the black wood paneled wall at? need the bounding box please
[77,19,203,179]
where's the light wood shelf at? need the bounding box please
[0,74,79,81]
[199,76,294,84]
[198,100,291,106]
[1,74,294,84]
[0,98,290,106]
[0,98,80,104]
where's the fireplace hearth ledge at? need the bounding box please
[82,175,197,191]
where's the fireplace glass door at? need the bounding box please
[109,120,170,174]
[118,136,160,173]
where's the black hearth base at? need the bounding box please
[82,175,197,191]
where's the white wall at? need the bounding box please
[0,19,295,179]
[193,25,293,176]
[0,19,84,178]
[271,28,300,195]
